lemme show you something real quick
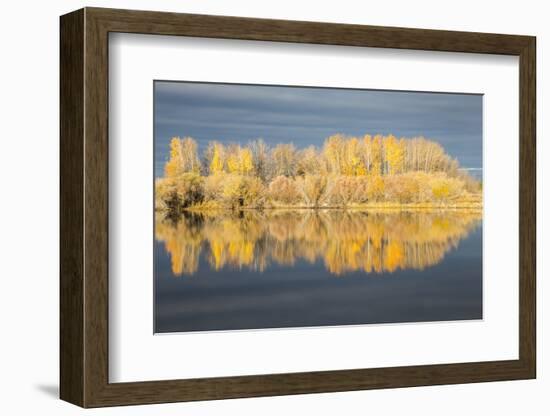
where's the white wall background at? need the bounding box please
[0,0,545,414]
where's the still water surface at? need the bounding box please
[154,210,482,333]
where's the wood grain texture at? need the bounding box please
[518,38,536,375]
[59,7,537,408]
[83,10,110,407]
[59,8,84,407]
[88,7,532,54]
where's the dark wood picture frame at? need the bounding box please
[60,7,536,408]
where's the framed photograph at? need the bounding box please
[60,7,536,407]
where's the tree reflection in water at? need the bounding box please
[155,209,482,277]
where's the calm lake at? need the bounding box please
[154,209,482,333]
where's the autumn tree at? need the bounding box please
[222,175,266,208]
[164,137,201,177]
[342,137,367,176]
[226,144,254,175]
[203,173,226,202]
[296,146,325,177]
[361,134,373,173]
[249,138,270,181]
[404,137,457,174]
[270,143,297,177]
[269,175,302,205]
[430,175,464,202]
[384,174,420,203]
[155,172,204,212]
[205,141,226,175]
[328,176,362,206]
[323,134,345,174]
[296,174,329,207]
[383,135,405,175]
[365,175,385,202]
[370,134,383,176]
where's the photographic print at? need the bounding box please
[153,81,483,333]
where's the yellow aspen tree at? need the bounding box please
[354,137,368,176]
[164,137,184,177]
[341,137,353,175]
[322,134,345,174]
[362,134,372,174]
[226,145,241,174]
[270,143,296,177]
[226,155,239,173]
[296,146,323,176]
[209,142,225,174]
[342,137,364,176]
[164,136,200,177]
[371,135,383,176]
[239,148,254,175]
[398,138,407,173]
[384,134,405,175]
[381,135,391,175]
[180,137,201,174]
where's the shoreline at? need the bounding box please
[157,202,483,213]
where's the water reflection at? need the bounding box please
[155,209,482,277]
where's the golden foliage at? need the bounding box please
[155,172,204,211]
[208,142,225,174]
[226,145,254,175]
[269,175,302,205]
[156,134,482,211]
[296,174,329,207]
[220,175,266,208]
[164,137,200,177]
[270,143,297,177]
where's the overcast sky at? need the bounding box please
[154,81,482,178]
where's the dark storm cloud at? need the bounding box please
[154,81,482,177]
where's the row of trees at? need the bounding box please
[165,134,463,180]
[156,134,482,211]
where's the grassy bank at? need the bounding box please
[174,198,482,213]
